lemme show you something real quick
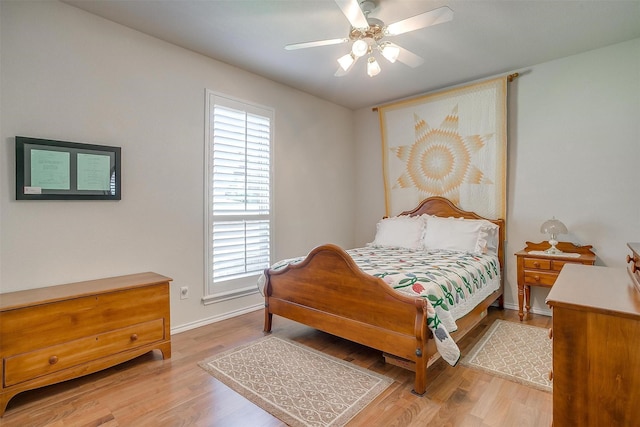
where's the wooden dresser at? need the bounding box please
[515,241,596,320]
[0,272,172,416]
[546,264,640,426]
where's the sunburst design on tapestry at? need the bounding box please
[390,105,494,206]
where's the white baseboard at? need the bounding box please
[502,302,552,317]
[171,303,263,335]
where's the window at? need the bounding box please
[204,90,273,302]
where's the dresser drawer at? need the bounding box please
[3,318,165,387]
[523,258,551,270]
[523,270,558,286]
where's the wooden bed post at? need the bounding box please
[263,271,273,333]
[264,307,273,333]
[413,362,427,396]
[412,299,429,395]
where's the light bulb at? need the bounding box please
[337,53,355,71]
[351,39,369,58]
[367,57,381,77]
[380,43,400,63]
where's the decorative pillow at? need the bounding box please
[369,215,425,249]
[423,216,499,254]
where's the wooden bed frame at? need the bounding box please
[263,197,505,395]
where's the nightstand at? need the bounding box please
[515,241,595,320]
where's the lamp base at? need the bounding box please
[544,238,564,255]
[544,247,565,255]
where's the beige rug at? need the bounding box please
[198,336,393,427]
[461,320,552,392]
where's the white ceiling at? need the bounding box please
[62,0,640,110]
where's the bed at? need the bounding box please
[260,197,505,395]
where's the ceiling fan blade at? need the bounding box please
[335,0,369,29]
[386,6,454,36]
[285,38,349,50]
[389,43,425,68]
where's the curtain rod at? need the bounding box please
[507,72,519,82]
[371,72,520,112]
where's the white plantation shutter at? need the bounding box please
[205,91,273,300]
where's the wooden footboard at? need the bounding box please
[263,243,434,394]
[263,197,505,395]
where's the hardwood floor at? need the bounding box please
[0,307,552,426]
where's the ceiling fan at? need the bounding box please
[285,0,453,77]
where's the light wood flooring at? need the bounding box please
[0,307,552,426]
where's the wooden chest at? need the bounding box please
[0,272,172,416]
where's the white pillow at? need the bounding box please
[369,215,425,249]
[423,216,499,254]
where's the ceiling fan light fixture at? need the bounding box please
[288,0,446,78]
[337,53,355,71]
[380,43,400,63]
[351,39,369,57]
[367,56,381,77]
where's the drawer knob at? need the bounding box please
[628,255,638,273]
[533,261,541,268]
[548,328,553,339]
[49,355,58,365]
[548,370,553,381]
[130,334,138,342]
[534,275,541,282]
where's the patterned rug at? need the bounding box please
[198,336,393,427]
[461,320,552,392]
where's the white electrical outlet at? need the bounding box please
[180,286,189,300]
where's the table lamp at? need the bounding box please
[540,217,568,254]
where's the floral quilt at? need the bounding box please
[260,246,501,366]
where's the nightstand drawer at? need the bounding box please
[523,270,557,286]
[524,258,551,270]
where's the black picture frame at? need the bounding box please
[15,136,121,200]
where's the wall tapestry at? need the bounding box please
[378,76,507,219]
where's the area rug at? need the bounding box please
[461,320,552,392]
[198,336,393,427]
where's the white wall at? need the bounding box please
[355,38,640,315]
[2,1,638,329]
[0,1,355,330]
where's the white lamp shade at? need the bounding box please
[367,56,381,77]
[351,39,369,57]
[337,53,355,71]
[540,217,568,236]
